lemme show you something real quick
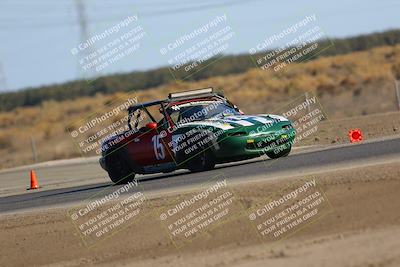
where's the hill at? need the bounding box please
[1,29,400,111]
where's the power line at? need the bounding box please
[75,0,96,78]
[0,0,264,29]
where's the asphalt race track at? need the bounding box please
[0,137,399,214]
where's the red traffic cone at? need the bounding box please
[28,170,40,190]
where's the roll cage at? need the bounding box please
[126,88,238,131]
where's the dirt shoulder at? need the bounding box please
[1,161,399,267]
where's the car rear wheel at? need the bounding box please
[187,150,215,172]
[266,146,291,159]
[106,152,136,184]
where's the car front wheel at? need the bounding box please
[187,150,215,172]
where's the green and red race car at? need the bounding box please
[99,88,295,184]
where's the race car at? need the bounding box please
[99,88,295,184]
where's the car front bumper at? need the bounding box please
[214,125,296,159]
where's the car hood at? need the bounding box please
[177,114,290,130]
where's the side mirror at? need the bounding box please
[146,122,157,130]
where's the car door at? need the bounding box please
[125,125,174,167]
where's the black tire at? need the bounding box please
[106,151,136,184]
[266,146,291,159]
[187,150,215,172]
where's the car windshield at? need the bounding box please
[167,101,240,124]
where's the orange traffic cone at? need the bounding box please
[28,170,40,190]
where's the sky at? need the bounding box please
[0,0,399,92]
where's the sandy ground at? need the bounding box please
[299,111,400,146]
[1,159,399,267]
